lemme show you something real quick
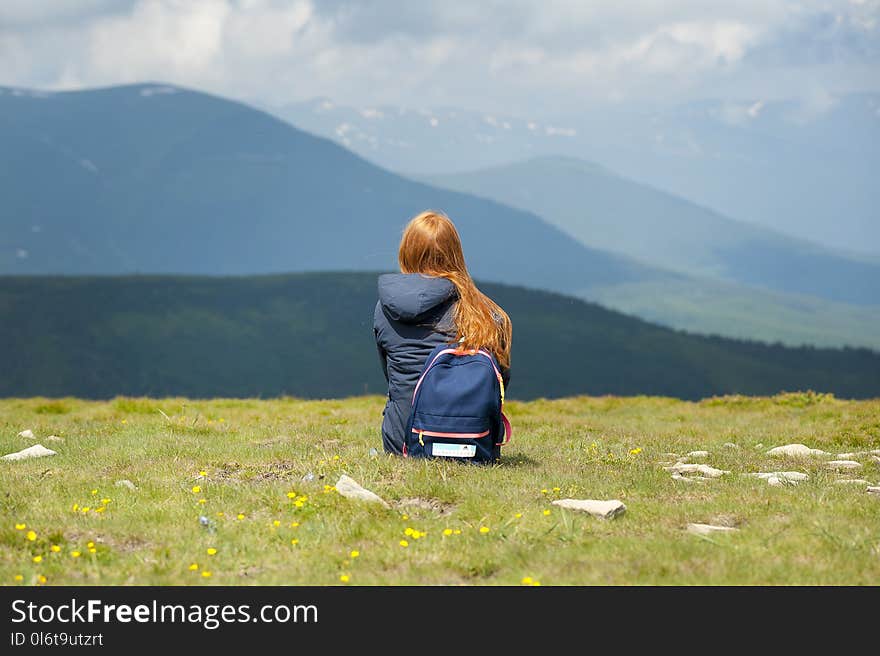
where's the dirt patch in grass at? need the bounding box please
[395,497,454,515]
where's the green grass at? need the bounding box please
[1,393,879,586]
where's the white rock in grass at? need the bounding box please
[335,474,390,508]
[872,456,880,467]
[835,479,869,485]
[671,473,705,483]
[115,479,137,490]
[687,450,710,458]
[836,452,862,459]
[827,460,862,471]
[723,442,739,449]
[18,429,35,439]
[1,444,57,461]
[46,435,64,443]
[766,444,828,457]
[664,463,729,478]
[747,471,809,483]
[870,450,880,456]
[867,486,880,496]
[687,523,738,536]
[551,498,626,519]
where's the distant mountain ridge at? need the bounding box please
[275,93,880,256]
[424,156,880,306]
[2,82,878,350]
[0,82,663,301]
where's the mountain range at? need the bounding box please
[275,93,880,257]
[1,83,878,351]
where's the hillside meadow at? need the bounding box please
[2,392,878,586]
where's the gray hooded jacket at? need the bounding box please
[373,273,510,454]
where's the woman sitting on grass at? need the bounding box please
[373,210,512,455]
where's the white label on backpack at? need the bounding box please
[432,442,476,458]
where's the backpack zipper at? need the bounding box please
[412,428,491,439]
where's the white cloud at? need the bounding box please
[0,0,876,114]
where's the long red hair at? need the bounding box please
[398,210,511,369]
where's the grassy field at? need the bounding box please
[1,393,879,586]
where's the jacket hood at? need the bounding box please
[378,273,457,323]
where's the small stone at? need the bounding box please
[767,476,785,487]
[671,473,705,483]
[551,498,626,519]
[335,474,390,508]
[664,463,729,478]
[1,444,57,461]
[18,429,35,439]
[835,479,869,485]
[766,444,828,457]
[867,486,880,496]
[869,449,880,456]
[687,450,710,458]
[687,523,738,536]
[368,448,378,457]
[301,472,316,483]
[46,435,64,443]
[827,460,862,470]
[722,442,739,449]
[747,471,809,482]
[114,479,137,490]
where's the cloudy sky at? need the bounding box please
[1,0,877,115]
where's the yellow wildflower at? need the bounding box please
[81,507,90,513]
[199,471,207,477]
[399,540,409,548]
[479,526,490,534]
[294,501,304,508]
[14,523,25,530]
[630,447,642,455]
[290,521,300,528]
[91,489,98,495]
[514,513,523,519]
[273,520,281,527]
[521,577,533,585]
[541,489,548,495]
[198,499,206,505]
[290,539,299,546]
[404,527,414,536]
[101,498,111,505]
[350,550,360,559]
[26,530,36,541]
[201,571,212,578]
[339,574,350,583]
[216,512,224,517]
[95,507,106,513]
[14,574,23,582]
[236,513,245,520]
[38,575,47,584]
[332,455,340,461]
[188,563,199,571]
[88,547,96,554]
[401,514,408,520]
[543,509,551,516]
[32,555,42,563]
[87,541,95,548]
[286,491,297,499]
[552,487,561,492]
[191,485,201,494]
[71,551,81,558]
[453,529,462,535]
[207,548,217,556]
[443,528,453,536]
[50,545,61,553]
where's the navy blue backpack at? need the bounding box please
[404,344,511,463]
